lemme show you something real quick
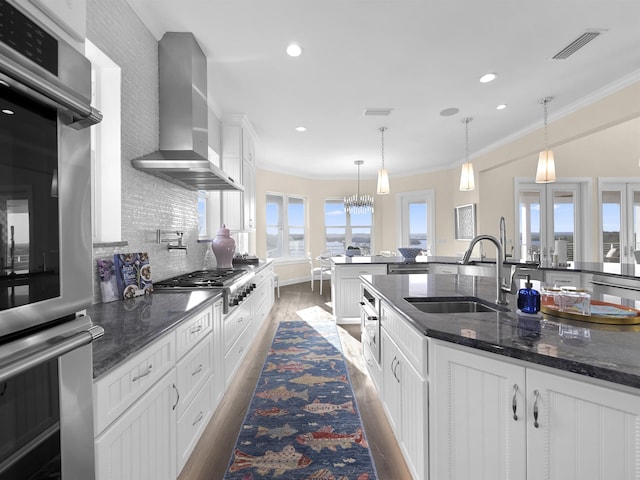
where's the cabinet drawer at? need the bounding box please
[175,305,213,359]
[94,333,176,435]
[430,264,458,275]
[175,333,213,419]
[177,379,213,473]
[254,265,273,286]
[223,302,251,353]
[380,303,427,377]
[224,327,253,386]
[339,265,387,279]
[362,341,381,392]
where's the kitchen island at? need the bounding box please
[332,254,640,323]
[361,272,640,480]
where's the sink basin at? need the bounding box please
[404,296,506,314]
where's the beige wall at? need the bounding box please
[257,79,640,282]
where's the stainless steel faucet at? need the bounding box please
[462,234,511,305]
[499,216,507,262]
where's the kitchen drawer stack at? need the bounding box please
[93,301,221,480]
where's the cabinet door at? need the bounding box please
[430,343,527,480]
[333,266,386,323]
[398,348,428,480]
[527,369,640,480]
[95,370,178,480]
[243,157,255,230]
[381,329,402,436]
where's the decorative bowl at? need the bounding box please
[397,247,423,260]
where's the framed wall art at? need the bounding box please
[454,203,476,240]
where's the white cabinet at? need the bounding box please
[95,369,178,480]
[221,115,257,233]
[430,342,526,480]
[527,368,640,480]
[94,300,223,480]
[332,264,387,324]
[380,303,428,480]
[253,263,274,328]
[430,341,640,480]
[544,270,583,288]
[223,299,253,387]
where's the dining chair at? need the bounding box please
[309,251,332,295]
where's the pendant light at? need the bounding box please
[535,96,556,183]
[459,117,475,191]
[376,127,390,195]
[345,160,374,214]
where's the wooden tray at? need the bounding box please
[541,300,640,325]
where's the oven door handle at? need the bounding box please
[0,325,104,383]
[0,44,103,129]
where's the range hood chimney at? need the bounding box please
[132,32,243,191]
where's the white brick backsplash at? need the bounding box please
[88,0,212,303]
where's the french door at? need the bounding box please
[516,181,587,265]
[598,180,640,265]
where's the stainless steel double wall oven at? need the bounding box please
[0,1,102,479]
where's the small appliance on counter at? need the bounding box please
[211,224,236,268]
[232,253,260,265]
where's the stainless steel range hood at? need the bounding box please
[132,32,243,191]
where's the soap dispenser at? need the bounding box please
[517,274,541,314]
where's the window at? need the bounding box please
[598,179,640,266]
[515,179,590,264]
[398,190,435,254]
[324,199,372,255]
[266,193,306,259]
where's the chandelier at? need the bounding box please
[344,160,374,214]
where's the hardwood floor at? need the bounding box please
[178,281,413,480]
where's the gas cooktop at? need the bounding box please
[154,269,248,289]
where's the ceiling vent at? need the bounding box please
[552,30,603,60]
[363,108,393,116]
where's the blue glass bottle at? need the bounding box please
[517,274,541,314]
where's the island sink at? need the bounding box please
[404,296,508,314]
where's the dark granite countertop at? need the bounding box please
[88,290,221,380]
[362,273,640,390]
[333,255,640,280]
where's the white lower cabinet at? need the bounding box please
[380,303,428,480]
[95,369,178,480]
[430,341,640,480]
[332,264,387,324]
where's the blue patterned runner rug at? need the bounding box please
[223,319,379,479]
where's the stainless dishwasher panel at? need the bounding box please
[387,263,430,274]
[590,274,640,301]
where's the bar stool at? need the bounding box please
[274,273,280,298]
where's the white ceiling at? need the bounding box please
[126,0,640,181]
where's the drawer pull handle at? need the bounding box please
[192,411,204,426]
[132,364,153,382]
[533,389,540,428]
[190,325,203,335]
[512,384,519,421]
[192,364,203,376]
[172,384,180,411]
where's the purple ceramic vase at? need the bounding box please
[211,224,236,268]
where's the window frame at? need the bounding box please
[266,192,307,261]
[396,189,435,255]
[323,198,374,255]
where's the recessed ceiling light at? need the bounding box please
[286,43,302,57]
[2,109,14,115]
[295,126,307,132]
[479,73,497,83]
[496,104,507,110]
[440,107,459,117]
